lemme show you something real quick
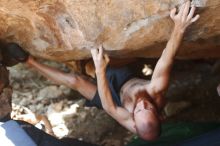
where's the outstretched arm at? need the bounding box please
[148,1,200,96]
[26,56,76,89]
[91,46,136,133]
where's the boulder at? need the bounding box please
[0,0,219,61]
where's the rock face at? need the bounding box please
[0,0,219,61]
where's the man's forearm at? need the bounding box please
[150,27,185,94]
[96,70,116,113]
[161,27,184,63]
[152,27,184,78]
[26,57,75,88]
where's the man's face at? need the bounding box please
[134,98,159,121]
[133,98,161,140]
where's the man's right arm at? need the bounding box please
[148,1,200,99]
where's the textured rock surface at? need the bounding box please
[0,0,219,61]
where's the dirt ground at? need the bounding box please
[9,59,220,146]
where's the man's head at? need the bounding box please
[134,98,161,141]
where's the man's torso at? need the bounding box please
[120,78,152,113]
[120,78,165,114]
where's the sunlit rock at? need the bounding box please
[0,0,219,61]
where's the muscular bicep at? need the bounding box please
[107,106,137,133]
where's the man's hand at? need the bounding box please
[170,1,200,33]
[91,46,109,73]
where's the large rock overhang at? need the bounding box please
[0,0,219,61]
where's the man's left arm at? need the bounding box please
[148,1,200,98]
[91,46,137,133]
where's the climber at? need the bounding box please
[7,1,199,141]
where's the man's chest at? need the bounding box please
[120,84,150,113]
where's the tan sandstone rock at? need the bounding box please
[0,0,219,61]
